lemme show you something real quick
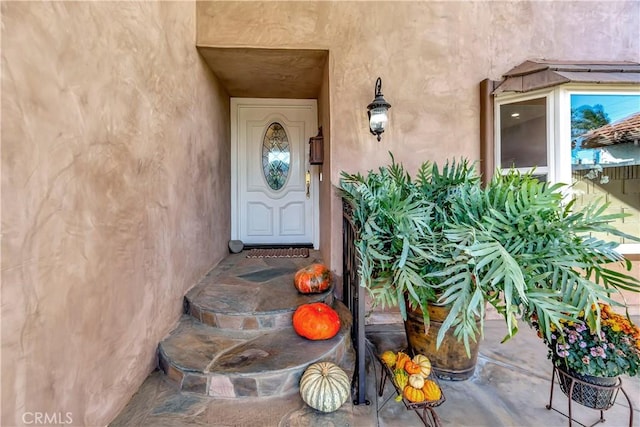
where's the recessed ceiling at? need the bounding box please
[197,47,328,99]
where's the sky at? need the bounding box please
[571,93,640,165]
[571,94,640,123]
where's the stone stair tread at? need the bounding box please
[158,315,259,372]
[210,326,344,374]
[160,302,351,375]
[188,280,331,315]
[158,301,352,397]
[184,253,334,330]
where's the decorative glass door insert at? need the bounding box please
[262,122,290,191]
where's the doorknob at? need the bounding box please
[306,170,311,199]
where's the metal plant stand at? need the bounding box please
[546,365,634,427]
[377,356,445,427]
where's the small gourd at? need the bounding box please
[403,385,426,403]
[395,351,411,370]
[380,350,397,368]
[412,354,432,378]
[393,368,409,390]
[408,374,425,389]
[422,379,442,401]
[299,362,350,412]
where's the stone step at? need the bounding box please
[184,253,333,330]
[158,301,352,398]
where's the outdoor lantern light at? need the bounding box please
[367,77,391,141]
[308,126,324,165]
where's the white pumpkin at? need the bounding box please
[299,362,350,412]
[412,354,432,378]
[408,373,425,389]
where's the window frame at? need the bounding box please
[494,89,555,180]
[493,83,640,255]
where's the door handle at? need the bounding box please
[306,170,311,199]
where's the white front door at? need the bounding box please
[231,98,319,248]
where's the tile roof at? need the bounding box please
[580,112,640,148]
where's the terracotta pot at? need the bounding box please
[403,302,481,381]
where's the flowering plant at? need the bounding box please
[532,304,640,378]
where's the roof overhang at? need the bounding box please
[493,60,640,95]
[196,47,328,98]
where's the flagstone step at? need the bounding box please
[184,252,334,330]
[158,301,352,398]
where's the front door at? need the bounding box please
[231,98,318,248]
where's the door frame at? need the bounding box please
[230,98,320,249]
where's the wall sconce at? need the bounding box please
[367,77,391,141]
[309,126,324,165]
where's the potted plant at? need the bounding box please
[531,303,640,409]
[339,154,640,380]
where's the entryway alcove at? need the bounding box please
[155,47,342,399]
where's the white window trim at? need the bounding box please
[494,89,554,179]
[494,83,640,255]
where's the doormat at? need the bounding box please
[246,248,309,258]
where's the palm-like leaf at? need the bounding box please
[339,155,640,355]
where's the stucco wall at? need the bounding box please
[196,0,640,272]
[1,2,230,426]
[318,56,333,283]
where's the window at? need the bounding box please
[498,95,550,181]
[569,93,640,250]
[491,62,640,254]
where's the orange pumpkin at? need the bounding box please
[294,264,332,294]
[422,380,442,401]
[403,386,425,403]
[292,302,340,340]
[404,361,422,375]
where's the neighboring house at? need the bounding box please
[2,2,639,426]
[576,112,640,173]
[581,112,640,150]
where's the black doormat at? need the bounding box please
[246,248,309,258]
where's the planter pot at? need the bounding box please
[555,364,619,410]
[404,302,481,381]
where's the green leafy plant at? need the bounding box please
[339,154,640,355]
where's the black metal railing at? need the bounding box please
[342,199,369,405]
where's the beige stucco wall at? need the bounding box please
[2,2,230,426]
[196,0,640,273]
[318,56,333,283]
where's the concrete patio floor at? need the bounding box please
[112,318,640,426]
